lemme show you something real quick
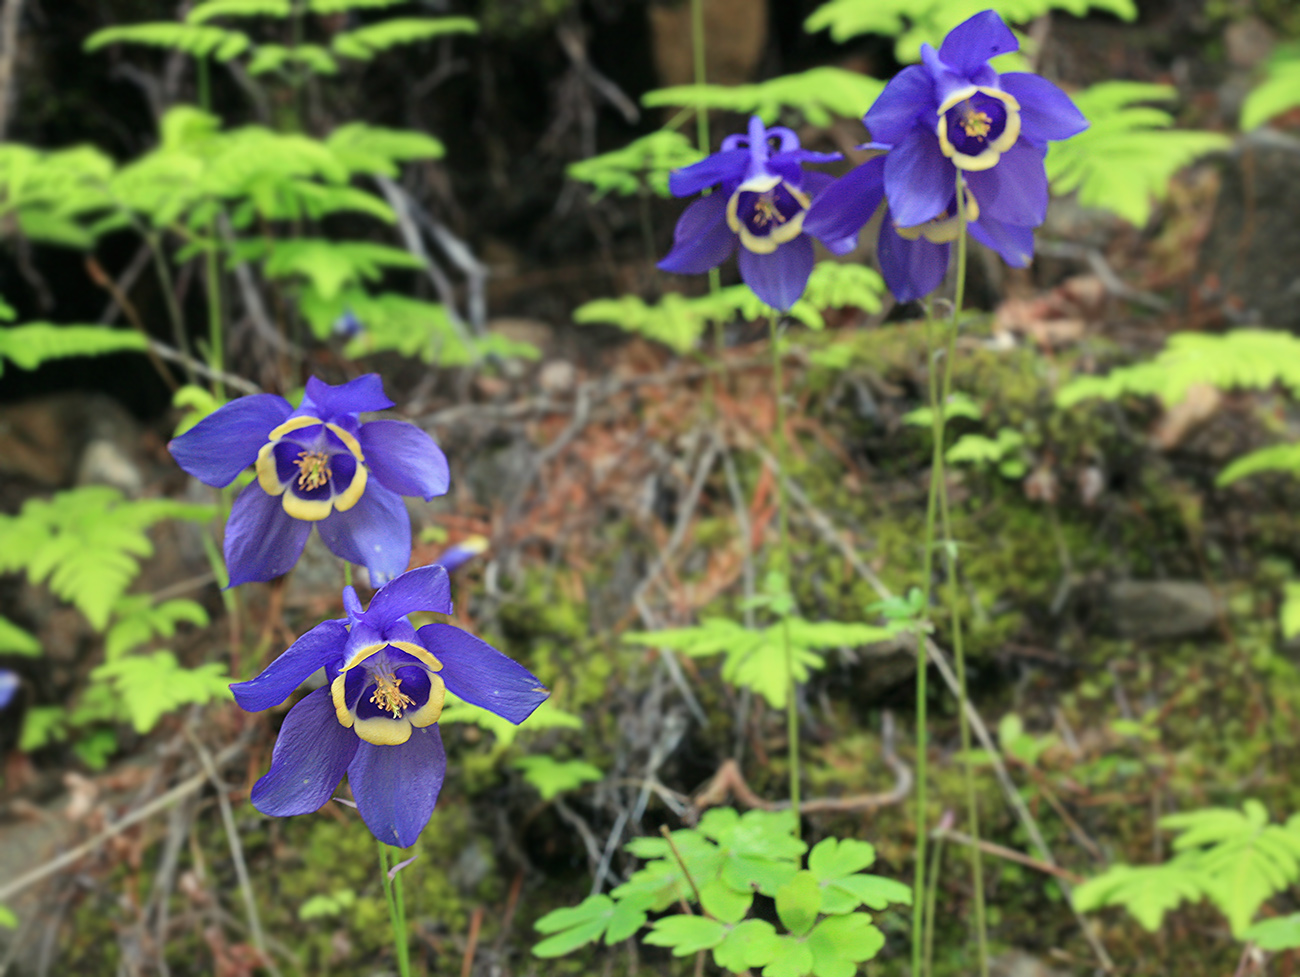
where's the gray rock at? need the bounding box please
[75,438,144,495]
[1105,580,1222,639]
[991,950,1068,977]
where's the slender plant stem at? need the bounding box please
[143,229,193,383]
[923,830,946,977]
[768,315,801,832]
[911,300,947,975]
[689,0,708,159]
[377,842,412,977]
[940,172,990,976]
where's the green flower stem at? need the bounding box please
[911,303,944,976]
[377,842,412,977]
[769,315,801,833]
[923,828,946,977]
[944,173,990,977]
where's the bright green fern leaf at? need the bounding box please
[803,0,1136,65]
[309,0,407,11]
[0,488,214,631]
[85,23,251,61]
[248,43,339,76]
[91,652,232,734]
[332,17,478,60]
[643,67,885,127]
[438,694,581,750]
[1281,583,1300,642]
[514,756,603,800]
[186,0,291,23]
[1245,914,1300,952]
[326,124,445,177]
[0,324,147,376]
[1057,328,1300,409]
[105,596,210,661]
[801,261,886,314]
[1241,45,1300,131]
[262,239,422,299]
[1216,443,1300,487]
[0,616,40,656]
[1045,81,1229,226]
[567,131,703,199]
[1074,862,1207,931]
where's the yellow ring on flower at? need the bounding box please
[935,86,1021,172]
[254,417,370,520]
[894,187,980,244]
[725,175,811,256]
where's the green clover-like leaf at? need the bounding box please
[643,915,728,956]
[776,871,822,937]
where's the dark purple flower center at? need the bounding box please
[943,92,1008,156]
[736,184,805,238]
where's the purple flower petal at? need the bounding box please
[432,536,488,574]
[168,393,293,488]
[317,481,411,586]
[667,149,749,197]
[249,686,359,816]
[804,156,887,245]
[343,585,364,620]
[357,420,450,501]
[363,565,453,631]
[224,481,313,587]
[658,194,737,276]
[999,73,1089,144]
[230,619,349,712]
[964,141,1048,226]
[298,375,394,422]
[415,622,549,724]
[878,218,950,303]
[738,236,814,312]
[884,127,954,229]
[937,10,1019,77]
[0,669,18,711]
[969,216,1035,267]
[349,724,446,847]
[863,65,935,145]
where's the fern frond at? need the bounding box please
[331,17,478,61]
[1216,443,1300,487]
[85,23,251,62]
[326,124,445,177]
[1074,862,1207,931]
[0,144,116,248]
[0,615,40,656]
[1056,328,1300,409]
[309,0,406,11]
[0,488,215,630]
[248,43,339,76]
[567,131,703,199]
[803,0,1136,64]
[187,0,291,23]
[801,262,885,313]
[0,324,148,376]
[1241,45,1300,131]
[262,239,422,298]
[1045,82,1230,226]
[643,67,885,127]
[105,596,210,661]
[575,284,824,354]
[91,652,232,734]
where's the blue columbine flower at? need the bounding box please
[0,669,18,711]
[169,374,449,587]
[805,10,1087,301]
[230,564,549,847]
[658,115,856,311]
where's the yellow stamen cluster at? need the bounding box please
[960,103,993,140]
[369,672,415,718]
[295,451,332,491]
[752,194,788,228]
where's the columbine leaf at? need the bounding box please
[775,871,822,937]
[533,894,619,957]
[806,913,886,977]
[643,915,728,956]
[700,878,754,924]
[763,934,815,977]
[713,918,779,971]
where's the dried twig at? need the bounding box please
[932,827,1083,885]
